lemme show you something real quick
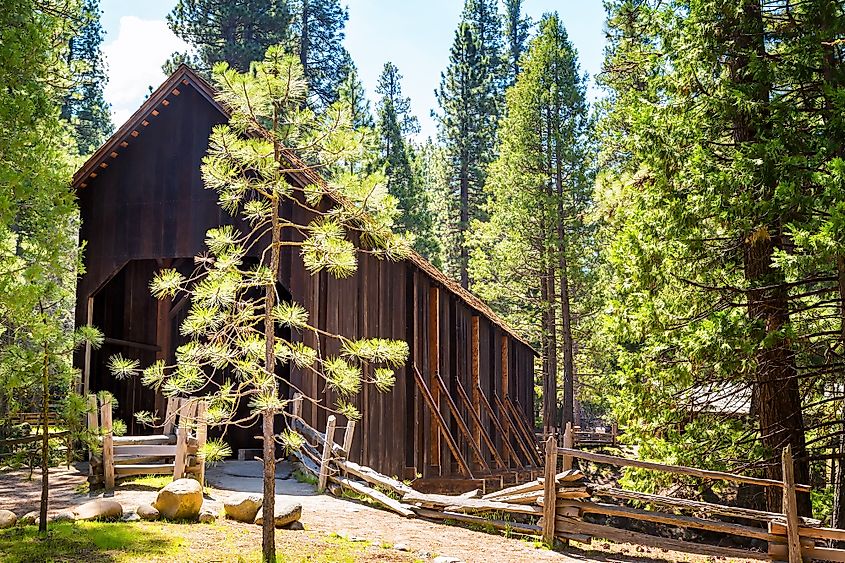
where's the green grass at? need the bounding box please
[121,474,172,489]
[0,521,181,562]
[292,469,317,485]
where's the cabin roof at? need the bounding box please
[73,65,535,351]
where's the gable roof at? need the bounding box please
[74,65,535,351]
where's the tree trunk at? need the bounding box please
[833,255,845,531]
[299,0,309,81]
[459,152,469,289]
[261,410,276,562]
[728,0,810,516]
[39,341,49,533]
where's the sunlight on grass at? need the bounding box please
[121,474,172,489]
[0,521,180,562]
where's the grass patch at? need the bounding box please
[121,474,172,490]
[0,521,181,562]
[292,469,317,485]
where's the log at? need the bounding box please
[555,516,771,560]
[332,475,416,518]
[415,507,591,543]
[335,458,413,496]
[481,469,583,500]
[558,499,781,542]
[557,447,811,492]
[592,485,822,526]
[769,543,845,563]
[769,522,845,543]
[291,417,346,457]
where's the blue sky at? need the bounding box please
[100,1,607,140]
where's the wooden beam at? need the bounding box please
[427,286,440,468]
[542,436,558,546]
[82,297,94,395]
[318,415,337,492]
[557,447,811,492]
[430,370,489,472]
[471,316,481,450]
[103,337,160,352]
[101,399,114,489]
[497,394,541,466]
[467,380,521,467]
[413,367,473,478]
[781,445,804,563]
[500,335,510,466]
[450,376,506,470]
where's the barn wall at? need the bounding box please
[75,76,536,480]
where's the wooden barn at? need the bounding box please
[73,66,539,485]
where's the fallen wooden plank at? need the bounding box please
[291,418,346,457]
[481,469,584,500]
[415,507,591,543]
[769,543,845,563]
[555,516,772,560]
[114,463,176,476]
[769,522,845,543]
[331,475,416,518]
[335,458,413,496]
[558,499,781,542]
[592,485,822,526]
[558,447,811,493]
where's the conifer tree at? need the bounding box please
[288,0,354,109]
[502,0,530,85]
[436,23,491,288]
[469,13,592,434]
[375,63,438,259]
[1,0,102,533]
[164,0,293,74]
[111,45,408,562]
[62,0,113,155]
[337,65,373,129]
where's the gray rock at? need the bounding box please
[136,504,160,521]
[73,499,123,521]
[198,509,216,524]
[282,520,304,530]
[433,557,463,563]
[18,511,38,526]
[0,509,17,529]
[51,511,75,523]
[122,512,141,522]
[154,478,203,520]
[393,543,409,552]
[254,502,301,528]
[223,494,262,523]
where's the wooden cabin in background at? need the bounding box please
[73,66,538,485]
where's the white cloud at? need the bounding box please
[102,16,189,127]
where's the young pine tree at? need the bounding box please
[502,0,530,86]
[111,46,409,562]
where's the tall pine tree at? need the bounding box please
[469,13,592,434]
[165,0,292,73]
[375,63,438,259]
[502,0,530,85]
[288,0,354,109]
[62,0,112,155]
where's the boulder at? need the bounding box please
[154,478,203,520]
[254,502,301,528]
[73,499,123,521]
[51,511,75,523]
[18,511,38,526]
[0,510,16,529]
[198,508,216,524]
[223,494,262,523]
[283,520,304,531]
[136,504,160,521]
[122,512,141,522]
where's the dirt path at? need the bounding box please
[0,463,758,563]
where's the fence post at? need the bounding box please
[318,415,337,493]
[562,422,574,471]
[542,434,558,546]
[100,398,114,490]
[781,445,803,563]
[342,420,356,459]
[292,392,302,419]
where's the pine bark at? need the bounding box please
[731,0,810,516]
[39,340,49,534]
[833,255,845,530]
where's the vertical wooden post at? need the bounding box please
[100,398,115,489]
[318,415,337,492]
[195,401,208,485]
[562,422,574,471]
[500,335,511,467]
[782,445,803,563]
[471,316,482,452]
[342,420,356,459]
[82,297,94,395]
[292,392,303,419]
[428,287,440,469]
[611,422,618,448]
[173,400,191,480]
[542,435,558,546]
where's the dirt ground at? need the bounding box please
[0,463,762,563]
